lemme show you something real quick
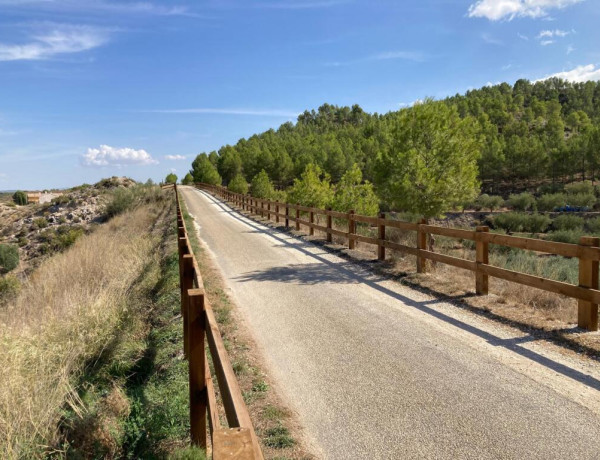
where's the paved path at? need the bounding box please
[181,186,600,460]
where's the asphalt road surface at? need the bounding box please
[181,186,600,460]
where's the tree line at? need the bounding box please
[186,78,600,218]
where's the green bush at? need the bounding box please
[537,193,566,211]
[538,183,564,195]
[33,218,48,229]
[546,230,584,244]
[507,192,535,211]
[552,215,584,231]
[331,164,379,216]
[12,191,27,205]
[51,194,71,205]
[228,174,249,195]
[0,275,20,302]
[564,181,594,195]
[523,214,551,233]
[568,193,596,208]
[250,170,275,199]
[586,217,600,234]
[0,244,19,272]
[181,173,194,185]
[105,188,135,218]
[286,164,333,208]
[492,213,550,233]
[165,172,178,184]
[474,194,504,212]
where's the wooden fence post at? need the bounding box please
[285,204,289,228]
[182,254,195,359]
[417,218,427,273]
[578,236,599,331]
[295,204,300,231]
[276,203,280,224]
[309,211,314,236]
[476,226,490,295]
[188,288,207,448]
[348,210,355,250]
[378,212,386,261]
[267,202,271,220]
[326,207,332,243]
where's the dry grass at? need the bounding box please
[0,204,165,459]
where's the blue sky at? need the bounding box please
[0,0,598,190]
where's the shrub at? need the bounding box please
[507,192,535,211]
[565,181,594,196]
[552,215,584,231]
[17,237,28,247]
[537,193,566,211]
[105,188,135,218]
[475,194,504,212]
[331,164,379,216]
[0,244,19,272]
[546,230,584,244]
[492,213,527,232]
[523,214,551,233]
[0,275,20,302]
[165,173,177,184]
[250,170,275,199]
[33,218,48,229]
[586,217,600,234]
[181,173,194,185]
[228,174,249,195]
[12,191,27,206]
[51,194,70,206]
[286,164,333,208]
[538,183,563,195]
[568,193,596,208]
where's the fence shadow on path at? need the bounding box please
[189,188,600,392]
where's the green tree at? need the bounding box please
[287,163,333,208]
[374,100,481,218]
[218,146,242,184]
[228,174,249,195]
[0,244,19,272]
[250,170,275,198]
[331,164,379,215]
[12,191,27,205]
[181,173,194,185]
[191,154,222,185]
[165,173,178,184]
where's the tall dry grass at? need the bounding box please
[0,203,166,458]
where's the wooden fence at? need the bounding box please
[173,184,263,459]
[196,183,599,332]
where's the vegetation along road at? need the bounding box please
[180,185,600,460]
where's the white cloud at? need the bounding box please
[502,63,513,70]
[0,1,192,16]
[0,23,110,61]
[517,33,529,40]
[538,29,570,38]
[142,108,299,118]
[165,154,187,160]
[327,50,426,67]
[468,0,582,21]
[254,1,349,9]
[567,44,575,54]
[540,39,555,45]
[482,33,503,45]
[535,64,600,83]
[82,145,158,167]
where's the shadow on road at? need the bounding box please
[190,188,600,392]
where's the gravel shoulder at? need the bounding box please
[181,186,600,460]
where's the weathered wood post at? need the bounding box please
[326,207,332,243]
[348,210,356,250]
[476,226,490,295]
[188,288,207,448]
[578,236,599,331]
[275,203,280,224]
[295,204,300,231]
[378,212,386,261]
[285,204,289,228]
[267,202,271,220]
[417,218,427,273]
[182,254,194,359]
[309,210,315,236]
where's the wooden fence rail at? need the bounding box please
[196,182,599,332]
[172,184,264,459]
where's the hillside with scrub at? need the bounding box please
[188,78,600,219]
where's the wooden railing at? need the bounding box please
[195,183,599,332]
[173,184,263,459]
